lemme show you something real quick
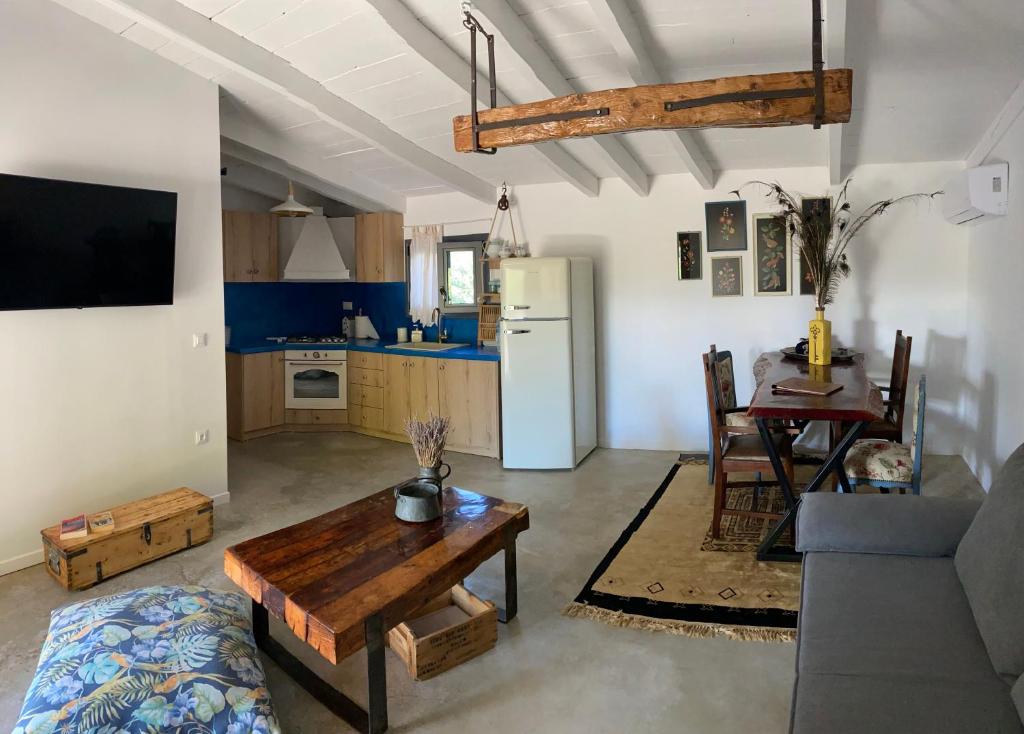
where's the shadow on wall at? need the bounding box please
[541,235,610,445]
[961,369,998,488]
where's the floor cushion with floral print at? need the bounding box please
[12,585,280,734]
[844,439,913,483]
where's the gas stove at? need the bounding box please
[286,335,348,345]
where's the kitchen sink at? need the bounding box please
[385,342,469,351]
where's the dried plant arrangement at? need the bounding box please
[735,180,941,309]
[405,415,452,468]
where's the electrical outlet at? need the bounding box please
[342,301,353,311]
[192,333,209,348]
[194,429,210,446]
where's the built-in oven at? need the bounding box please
[284,350,347,410]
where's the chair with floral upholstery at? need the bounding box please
[843,375,926,495]
[703,347,799,538]
[705,345,757,483]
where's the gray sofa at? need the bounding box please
[790,443,1024,733]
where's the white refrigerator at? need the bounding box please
[499,257,597,469]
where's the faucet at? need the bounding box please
[430,307,446,343]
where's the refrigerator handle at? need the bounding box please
[506,305,531,310]
[503,328,532,335]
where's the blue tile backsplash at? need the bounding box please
[225,281,479,346]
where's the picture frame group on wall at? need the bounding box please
[677,231,702,280]
[705,200,747,251]
[710,256,743,297]
[752,213,791,296]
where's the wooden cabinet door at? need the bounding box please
[438,359,500,458]
[223,210,254,282]
[355,213,383,282]
[383,354,410,435]
[381,212,405,282]
[242,353,285,432]
[270,352,285,427]
[407,357,439,420]
[223,211,278,282]
[249,212,278,282]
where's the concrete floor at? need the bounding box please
[0,434,984,733]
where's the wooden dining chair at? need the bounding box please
[703,348,798,538]
[705,346,757,483]
[843,375,926,495]
[865,330,913,442]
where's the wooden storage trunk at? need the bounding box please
[41,487,213,591]
[388,584,498,681]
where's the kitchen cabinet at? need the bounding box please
[438,359,501,459]
[355,211,404,282]
[223,210,278,282]
[226,352,285,440]
[379,353,500,458]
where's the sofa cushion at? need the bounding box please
[798,553,999,681]
[12,585,280,734]
[956,442,1024,676]
[791,673,1023,734]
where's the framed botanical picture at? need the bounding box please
[705,200,747,251]
[677,231,702,280]
[710,256,743,297]
[752,213,791,295]
[798,197,832,295]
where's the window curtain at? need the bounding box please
[409,224,443,325]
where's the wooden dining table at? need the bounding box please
[748,351,884,561]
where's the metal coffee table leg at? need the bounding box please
[498,528,518,623]
[252,601,388,734]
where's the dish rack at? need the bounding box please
[477,304,501,347]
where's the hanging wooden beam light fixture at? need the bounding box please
[453,0,851,154]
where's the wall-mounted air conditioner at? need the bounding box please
[941,163,1009,225]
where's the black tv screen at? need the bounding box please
[0,173,177,310]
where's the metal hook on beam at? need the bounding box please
[464,8,497,154]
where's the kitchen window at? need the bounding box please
[437,241,483,314]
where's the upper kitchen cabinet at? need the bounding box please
[355,211,404,283]
[223,210,278,282]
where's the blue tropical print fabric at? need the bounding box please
[12,585,281,734]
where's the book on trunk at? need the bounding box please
[59,514,88,541]
[88,511,115,535]
[771,377,844,397]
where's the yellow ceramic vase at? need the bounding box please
[808,308,832,366]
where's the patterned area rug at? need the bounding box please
[564,457,803,642]
[701,483,799,552]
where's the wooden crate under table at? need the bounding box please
[388,584,498,681]
[41,487,213,591]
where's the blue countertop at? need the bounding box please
[226,338,500,362]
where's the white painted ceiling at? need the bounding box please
[55,0,1024,206]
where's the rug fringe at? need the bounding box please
[562,602,796,643]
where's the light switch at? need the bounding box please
[192,333,209,348]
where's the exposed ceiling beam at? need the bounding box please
[220,155,355,214]
[825,0,847,185]
[221,115,406,212]
[470,0,650,196]
[966,78,1024,167]
[364,0,599,198]
[586,0,714,189]
[53,0,496,203]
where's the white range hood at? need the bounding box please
[282,215,351,281]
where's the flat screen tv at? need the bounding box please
[0,173,177,311]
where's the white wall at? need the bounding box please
[0,0,227,574]
[407,163,968,454]
[963,114,1024,488]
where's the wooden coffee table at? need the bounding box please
[224,486,529,734]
